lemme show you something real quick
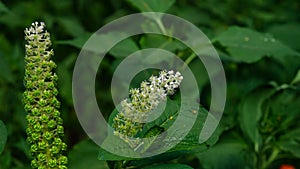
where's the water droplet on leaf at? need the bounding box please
[244,37,249,41]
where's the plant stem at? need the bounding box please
[262,148,280,169]
[180,53,196,70]
[155,17,168,35]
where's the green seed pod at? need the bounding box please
[47,119,56,128]
[30,144,38,153]
[43,131,53,140]
[31,159,38,168]
[31,133,40,141]
[48,159,57,168]
[61,143,67,151]
[38,166,46,169]
[33,123,43,133]
[50,146,60,154]
[37,153,46,162]
[53,138,62,146]
[38,141,47,150]
[40,114,49,123]
[58,155,68,165]
[59,165,68,169]
[57,126,64,135]
[23,22,68,169]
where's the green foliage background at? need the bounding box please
[0,0,299,169]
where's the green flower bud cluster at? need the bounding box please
[23,22,68,169]
[113,70,183,148]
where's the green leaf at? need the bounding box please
[239,85,276,147]
[57,17,85,37]
[141,99,179,133]
[103,99,222,160]
[291,69,300,85]
[278,128,300,158]
[263,88,300,134]
[214,26,300,63]
[57,32,91,49]
[57,32,130,54]
[268,23,300,51]
[69,139,109,169]
[142,164,193,169]
[197,133,248,169]
[140,34,185,52]
[138,35,186,64]
[126,150,190,168]
[127,0,175,12]
[0,1,9,13]
[109,38,139,58]
[170,105,222,152]
[98,134,138,161]
[0,120,7,154]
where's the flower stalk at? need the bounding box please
[112,70,183,148]
[23,22,68,169]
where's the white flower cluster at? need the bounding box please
[24,22,52,58]
[113,70,183,148]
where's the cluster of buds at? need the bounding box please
[23,22,68,169]
[113,70,183,148]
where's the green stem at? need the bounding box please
[180,53,196,70]
[155,17,168,35]
[185,53,196,65]
[262,148,280,169]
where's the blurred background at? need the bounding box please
[0,0,300,169]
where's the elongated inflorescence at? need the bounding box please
[23,22,68,169]
[112,70,183,148]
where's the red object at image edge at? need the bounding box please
[280,164,296,169]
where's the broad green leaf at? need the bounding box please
[141,99,179,133]
[69,139,109,169]
[0,120,7,154]
[98,147,134,161]
[138,35,186,64]
[103,99,221,160]
[142,163,193,169]
[57,32,91,49]
[268,23,300,51]
[127,0,175,12]
[214,26,300,63]
[57,18,85,37]
[109,38,139,58]
[278,128,300,158]
[197,133,248,169]
[171,5,210,25]
[261,88,300,135]
[57,32,129,54]
[140,34,186,52]
[239,85,276,147]
[0,1,9,13]
[170,105,222,152]
[99,100,177,161]
[98,134,139,160]
[126,149,193,168]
